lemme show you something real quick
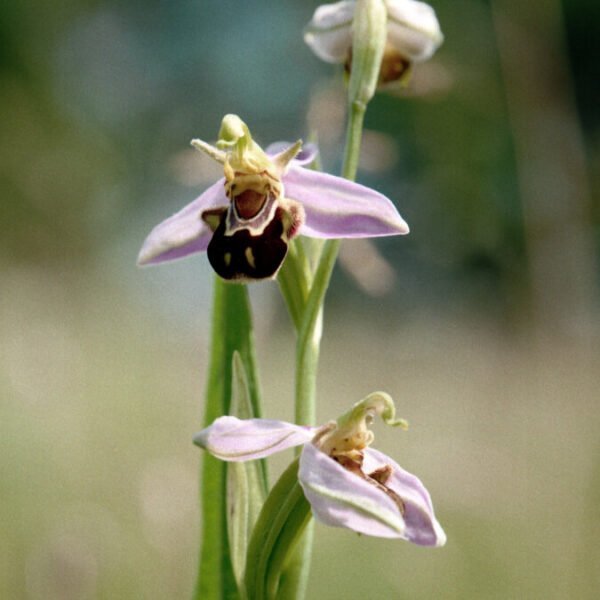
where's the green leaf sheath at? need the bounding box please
[195,278,265,600]
[244,458,312,600]
[228,354,267,592]
[274,522,314,600]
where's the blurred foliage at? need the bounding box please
[1,0,599,598]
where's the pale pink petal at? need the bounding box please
[137,178,228,266]
[298,443,406,538]
[364,447,446,546]
[283,166,409,238]
[193,416,315,461]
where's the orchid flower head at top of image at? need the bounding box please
[194,392,446,546]
[304,0,444,84]
[137,115,408,282]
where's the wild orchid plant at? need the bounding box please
[139,1,444,598]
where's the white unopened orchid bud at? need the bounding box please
[304,0,443,86]
[385,0,444,63]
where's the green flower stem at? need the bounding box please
[276,99,368,600]
[295,97,367,424]
[294,239,339,425]
[342,100,367,181]
[195,277,265,600]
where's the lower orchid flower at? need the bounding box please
[137,114,408,281]
[193,392,446,546]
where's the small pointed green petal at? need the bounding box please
[191,138,227,164]
[271,140,303,174]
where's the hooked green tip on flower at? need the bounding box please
[217,114,249,147]
[193,393,446,546]
[304,0,444,86]
[137,115,409,282]
[341,391,410,430]
[317,391,409,459]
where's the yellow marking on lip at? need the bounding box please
[245,247,256,269]
[224,252,232,266]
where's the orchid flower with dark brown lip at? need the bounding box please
[137,115,408,281]
[194,392,446,546]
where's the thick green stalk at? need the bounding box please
[342,100,366,181]
[294,241,338,426]
[294,97,366,424]
[278,101,367,598]
[195,277,264,600]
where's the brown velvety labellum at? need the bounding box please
[207,207,288,281]
[234,189,267,220]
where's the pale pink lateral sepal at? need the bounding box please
[137,178,228,266]
[193,416,315,461]
[284,166,409,238]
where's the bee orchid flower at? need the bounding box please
[193,392,446,546]
[137,115,408,281]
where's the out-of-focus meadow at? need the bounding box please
[1,0,598,598]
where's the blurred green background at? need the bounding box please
[1,0,598,598]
